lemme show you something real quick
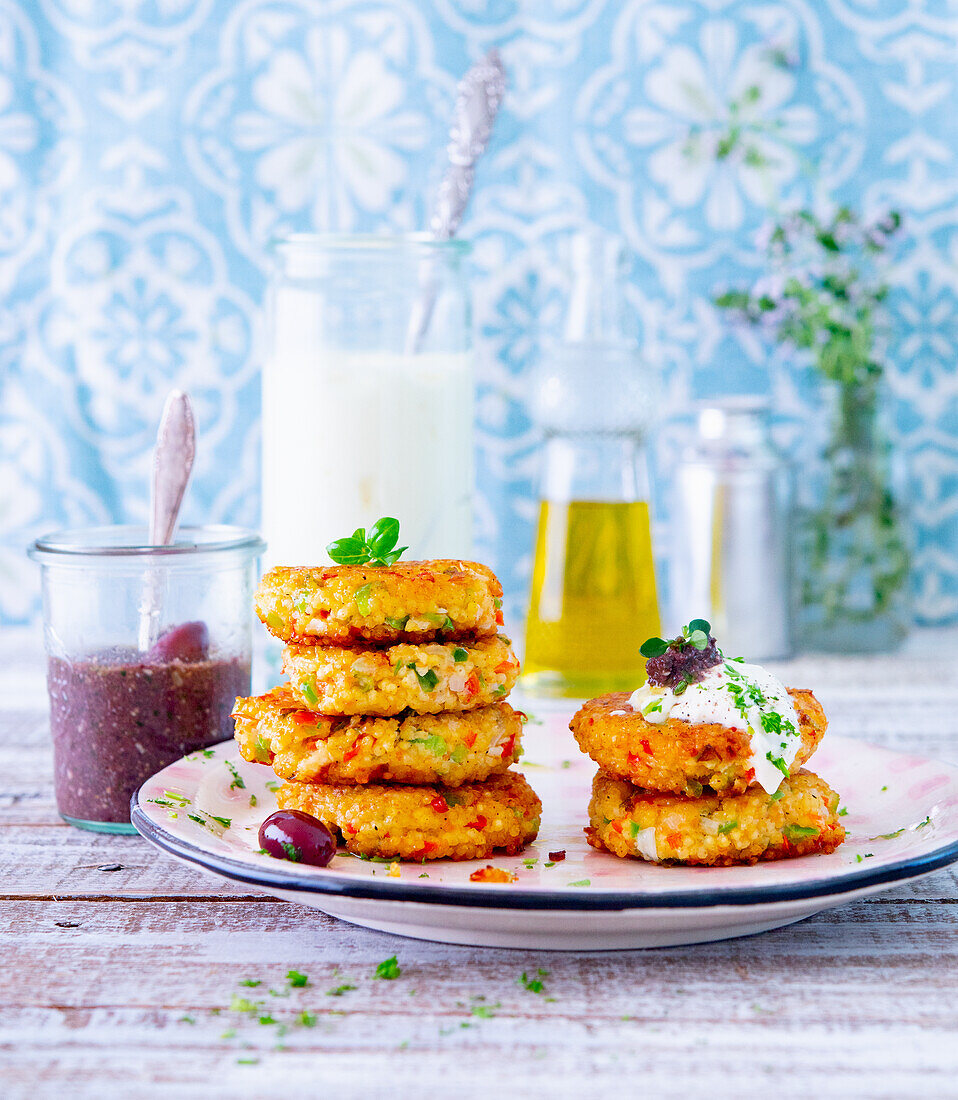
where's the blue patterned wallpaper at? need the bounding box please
[2,0,957,628]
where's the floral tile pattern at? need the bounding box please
[3,0,958,627]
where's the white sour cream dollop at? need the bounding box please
[628,660,802,794]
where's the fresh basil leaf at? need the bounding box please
[326,537,367,564]
[639,637,668,658]
[688,618,711,635]
[368,517,400,554]
[378,546,408,566]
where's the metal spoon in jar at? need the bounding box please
[137,390,196,652]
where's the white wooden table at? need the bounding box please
[3,633,958,1099]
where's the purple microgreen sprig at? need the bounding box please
[640,619,712,659]
[326,517,408,567]
[641,620,721,692]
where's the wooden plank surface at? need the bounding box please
[2,638,958,1098]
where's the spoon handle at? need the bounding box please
[150,391,195,546]
[138,391,196,651]
[405,49,506,354]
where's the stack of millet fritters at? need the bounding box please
[234,560,541,861]
[570,688,845,866]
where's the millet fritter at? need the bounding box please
[587,768,845,866]
[277,770,541,861]
[256,560,503,646]
[282,635,520,716]
[570,688,827,797]
[233,687,523,785]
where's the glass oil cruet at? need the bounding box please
[521,230,661,698]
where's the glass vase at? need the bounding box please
[795,379,910,653]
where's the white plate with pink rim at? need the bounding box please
[132,707,958,951]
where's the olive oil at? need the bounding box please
[522,499,661,697]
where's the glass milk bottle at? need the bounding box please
[522,232,661,698]
[263,236,473,565]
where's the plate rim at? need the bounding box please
[131,794,958,913]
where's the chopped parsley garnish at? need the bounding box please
[327,517,407,566]
[239,979,261,987]
[878,827,905,839]
[187,811,231,833]
[518,968,549,993]
[286,970,309,987]
[766,752,790,777]
[916,815,932,829]
[452,647,469,662]
[163,789,190,805]
[471,1003,499,1019]
[225,760,246,791]
[297,1010,317,1027]
[374,956,401,980]
[281,842,302,862]
[326,984,357,997]
[229,995,258,1014]
[838,806,848,816]
[855,852,874,862]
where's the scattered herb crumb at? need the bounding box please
[568,879,590,887]
[178,1015,195,1024]
[374,956,401,980]
[287,969,309,987]
[855,853,874,862]
[518,968,549,994]
[326,984,357,997]
[239,979,261,988]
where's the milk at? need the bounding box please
[262,289,474,566]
